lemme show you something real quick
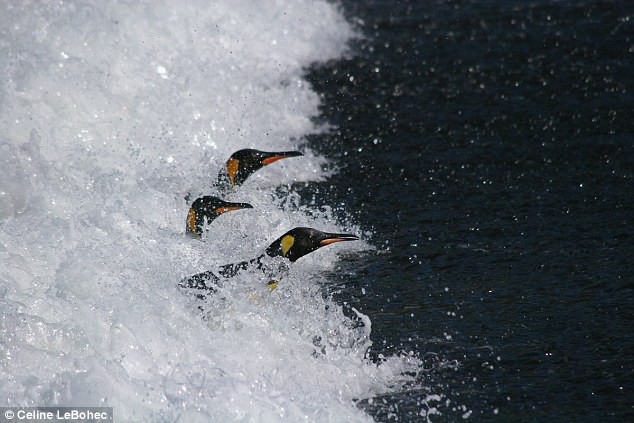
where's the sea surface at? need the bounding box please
[304,0,634,421]
[1,0,632,422]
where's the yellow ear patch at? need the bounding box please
[281,235,295,256]
[226,158,239,187]
[267,280,279,290]
[187,207,197,234]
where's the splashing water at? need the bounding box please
[0,1,424,421]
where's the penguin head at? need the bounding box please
[265,227,359,262]
[186,196,253,238]
[224,149,303,187]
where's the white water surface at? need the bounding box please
[0,1,421,421]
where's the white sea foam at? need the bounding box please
[0,1,420,421]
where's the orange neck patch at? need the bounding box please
[187,208,197,235]
[226,158,240,186]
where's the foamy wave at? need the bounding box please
[0,1,420,420]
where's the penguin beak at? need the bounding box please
[214,203,253,214]
[260,151,303,165]
[318,233,360,246]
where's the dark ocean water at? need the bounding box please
[303,0,634,421]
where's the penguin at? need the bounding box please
[184,149,303,203]
[263,227,360,263]
[186,196,253,239]
[217,149,303,189]
[180,227,359,295]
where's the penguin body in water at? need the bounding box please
[180,227,359,297]
[217,149,303,190]
[185,196,253,239]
